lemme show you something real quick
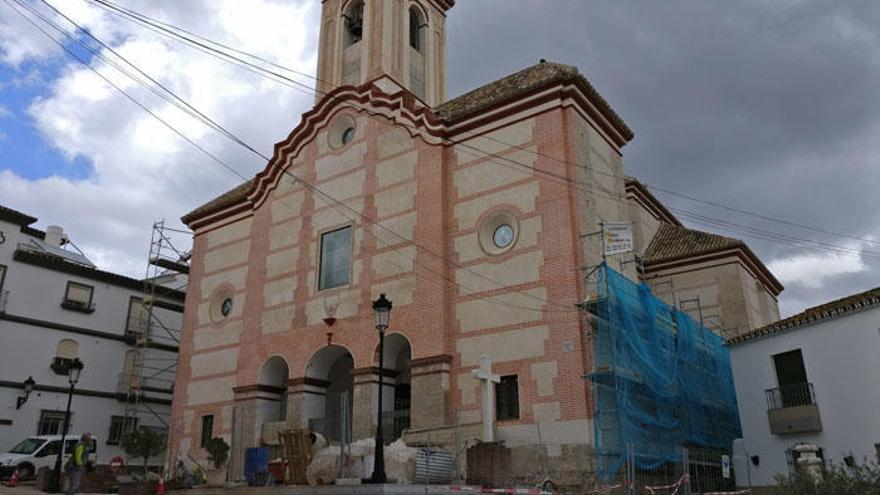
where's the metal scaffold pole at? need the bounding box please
[122,220,190,477]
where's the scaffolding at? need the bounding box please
[586,263,741,486]
[121,220,190,463]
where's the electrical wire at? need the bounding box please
[82,0,880,249]
[8,0,571,314]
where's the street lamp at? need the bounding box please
[369,294,392,484]
[50,358,84,493]
[16,376,36,409]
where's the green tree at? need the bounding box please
[121,427,166,475]
[775,460,880,495]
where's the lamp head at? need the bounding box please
[68,358,84,385]
[23,376,35,394]
[372,293,392,331]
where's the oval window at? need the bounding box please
[493,224,515,249]
[220,298,233,318]
[341,127,355,145]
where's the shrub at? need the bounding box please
[774,460,880,495]
[205,438,229,470]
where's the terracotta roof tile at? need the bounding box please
[435,61,633,140]
[728,286,880,346]
[643,223,743,264]
[181,179,254,225]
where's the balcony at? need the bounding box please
[765,383,822,435]
[61,298,95,314]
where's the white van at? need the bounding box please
[0,435,98,480]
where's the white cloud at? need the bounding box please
[0,0,318,277]
[768,242,870,289]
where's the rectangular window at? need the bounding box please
[107,416,139,445]
[318,226,352,290]
[125,296,149,337]
[495,375,520,421]
[200,415,214,448]
[37,410,71,436]
[62,281,94,313]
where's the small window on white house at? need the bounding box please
[37,410,70,436]
[319,226,353,290]
[51,339,79,375]
[62,281,94,313]
[107,416,138,445]
[0,264,7,293]
[126,296,149,338]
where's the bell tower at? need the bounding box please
[315,0,454,107]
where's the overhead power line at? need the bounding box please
[9,0,576,314]
[82,0,880,249]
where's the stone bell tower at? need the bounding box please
[315,0,454,107]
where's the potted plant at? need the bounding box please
[204,437,230,487]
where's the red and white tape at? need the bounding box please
[644,474,689,495]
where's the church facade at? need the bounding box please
[168,0,782,486]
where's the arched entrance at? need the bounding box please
[303,345,353,442]
[376,334,412,441]
[258,356,289,423]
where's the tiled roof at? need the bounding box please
[728,286,880,346]
[435,61,633,140]
[0,204,37,227]
[181,179,254,225]
[643,223,743,264]
[183,61,634,225]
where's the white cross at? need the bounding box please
[471,354,500,442]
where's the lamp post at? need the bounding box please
[50,358,83,493]
[16,376,36,409]
[370,294,392,484]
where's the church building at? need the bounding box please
[169,0,783,487]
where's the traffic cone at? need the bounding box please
[5,468,20,487]
[156,477,165,495]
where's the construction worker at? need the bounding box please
[64,433,92,495]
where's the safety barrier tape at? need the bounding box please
[644,474,689,495]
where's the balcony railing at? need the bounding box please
[766,382,816,410]
[61,298,95,314]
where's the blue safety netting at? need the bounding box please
[591,263,741,480]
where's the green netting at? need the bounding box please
[591,263,741,480]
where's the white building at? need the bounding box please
[0,204,184,470]
[727,287,880,490]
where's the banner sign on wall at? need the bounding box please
[603,222,634,256]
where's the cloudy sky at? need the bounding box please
[0,0,878,317]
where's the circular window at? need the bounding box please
[327,114,357,150]
[341,127,355,145]
[478,211,519,256]
[208,285,235,324]
[220,298,233,317]
[493,224,515,249]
